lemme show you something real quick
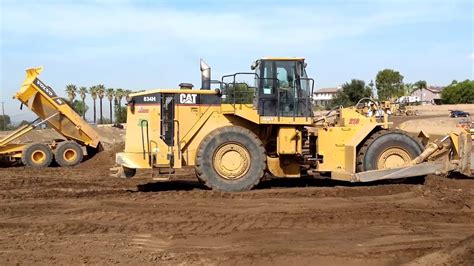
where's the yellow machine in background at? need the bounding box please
[383,101,418,116]
[113,58,472,192]
[0,67,101,167]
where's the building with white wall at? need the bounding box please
[313,87,341,107]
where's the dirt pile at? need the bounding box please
[399,116,471,139]
[413,104,474,116]
[79,143,124,172]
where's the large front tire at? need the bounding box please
[195,126,266,192]
[357,130,424,172]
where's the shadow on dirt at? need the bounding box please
[136,175,427,192]
[137,180,206,192]
[448,172,474,180]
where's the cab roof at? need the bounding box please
[261,57,305,61]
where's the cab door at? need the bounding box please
[161,94,175,147]
[159,94,176,167]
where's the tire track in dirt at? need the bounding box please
[1,186,472,239]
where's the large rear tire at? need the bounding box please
[54,141,84,167]
[21,143,53,168]
[357,130,424,172]
[195,126,266,192]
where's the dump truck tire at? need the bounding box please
[357,130,424,172]
[54,141,84,167]
[21,143,53,168]
[195,126,266,192]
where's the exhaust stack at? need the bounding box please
[200,59,211,90]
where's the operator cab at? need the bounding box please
[251,58,314,117]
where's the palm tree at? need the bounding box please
[89,85,98,124]
[78,86,88,119]
[125,90,133,102]
[106,88,114,123]
[114,88,125,107]
[96,84,106,124]
[65,84,77,102]
[113,88,126,123]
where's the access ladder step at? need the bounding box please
[152,176,171,181]
[158,168,175,174]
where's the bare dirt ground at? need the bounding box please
[1,116,473,265]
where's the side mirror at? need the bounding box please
[251,60,259,70]
[127,100,135,114]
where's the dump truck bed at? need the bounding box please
[14,67,100,148]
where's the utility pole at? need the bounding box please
[1,102,5,131]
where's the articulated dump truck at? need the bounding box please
[0,67,101,167]
[112,57,473,192]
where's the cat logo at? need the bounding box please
[179,94,197,104]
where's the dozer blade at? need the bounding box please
[353,161,456,182]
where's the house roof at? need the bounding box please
[427,86,445,92]
[412,86,445,93]
[314,87,341,94]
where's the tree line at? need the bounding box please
[65,85,133,124]
[329,68,473,108]
[440,80,474,104]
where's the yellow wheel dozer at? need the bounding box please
[112,58,472,191]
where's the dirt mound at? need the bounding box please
[78,143,124,171]
[399,116,471,139]
[95,126,126,149]
[0,125,125,147]
[413,104,474,116]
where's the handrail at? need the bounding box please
[220,71,316,118]
[140,119,151,166]
[174,119,181,164]
[221,72,259,107]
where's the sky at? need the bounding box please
[0,0,473,122]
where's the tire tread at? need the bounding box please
[195,126,266,192]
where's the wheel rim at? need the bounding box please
[376,147,412,169]
[63,149,77,162]
[31,150,46,164]
[213,142,251,180]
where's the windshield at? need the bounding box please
[256,60,312,117]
